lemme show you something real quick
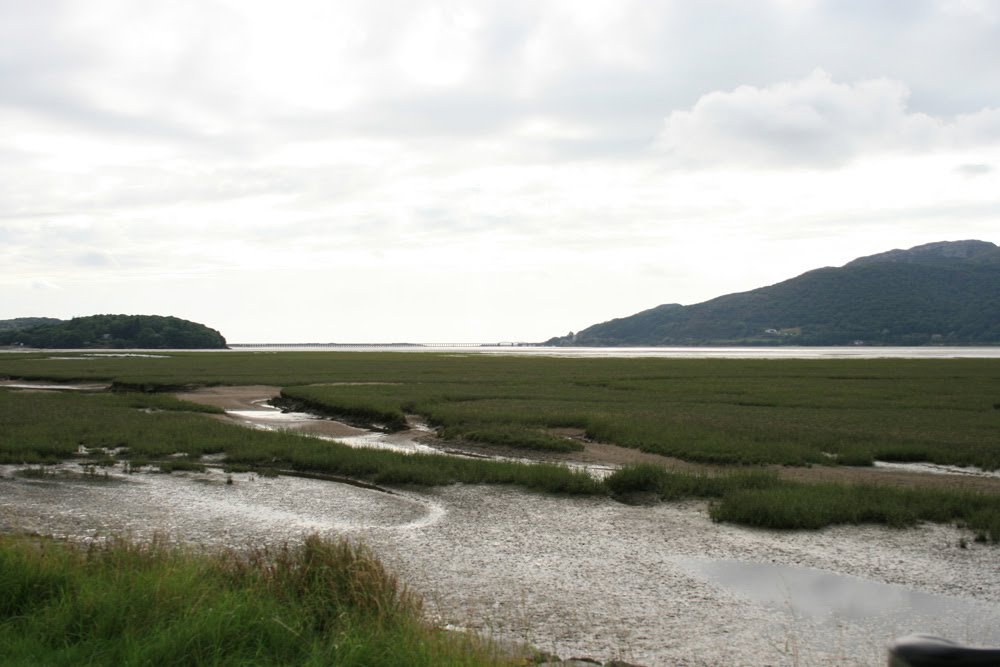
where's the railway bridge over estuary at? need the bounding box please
[227,342,537,349]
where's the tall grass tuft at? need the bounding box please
[447,426,584,452]
[710,482,1000,540]
[605,464,781,500]
[0,533,509,666]
[277,388,408,431]
[606,464,1000,541]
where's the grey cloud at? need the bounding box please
[2,86,205,144]
[955,163,993,177]
[4,1,1000,168]
[0,5,254,156]
[320,92,524,139]
[0,162,371,221]
[340,2,999,160]
[814,200,1000,231]
[74,251,114,268]
[951,109,1000,145]
[13,241,157,275]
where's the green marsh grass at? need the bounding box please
[123,392,225,414]
[0,533,509,666]
[275,387,408,431]
[441,426,583,452]
[605,464,1000,541]
[711,482,1000,540]
[156,458,208,473]
[2,353,1000,538]
[2,352,998,468]
[605,463,779,500]
[0,390,603,496]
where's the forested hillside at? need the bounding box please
[0,314,227,349]
[546,240,1000,346]
[0,317,61,332]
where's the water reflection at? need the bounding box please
[224,402,441,455]
[223,345,1000,359]
[678,558,1000,645]
[874,460,1000,479]
[223,401,615,476]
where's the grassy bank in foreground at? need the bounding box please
[0,534,505,667]
[1,352,998,469]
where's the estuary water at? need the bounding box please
[225,345,1000,359]
[5,345,1000,359]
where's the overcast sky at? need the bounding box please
[3,0,999,343]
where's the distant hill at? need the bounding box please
[0,317,62,332]
[545,240,1000,346]
[0,314,227,349]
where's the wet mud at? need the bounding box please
[0,379,109,392]
[3,463,999,667]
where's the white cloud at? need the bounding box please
[655,70,1000,169]
[950,108,1000,145]
[938,0,1000,22]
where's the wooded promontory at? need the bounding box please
[0,314,227,349]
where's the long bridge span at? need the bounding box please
[228,342,537,349]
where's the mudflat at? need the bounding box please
[3,465,998,667]
[177,385,370,439]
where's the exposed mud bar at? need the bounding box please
[177,385,397,438]
[278,469,395,494]
[0,379,109,392]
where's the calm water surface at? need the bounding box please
[678,558,1000,647]
[4,345,1000,359]
[225,345,1000,359]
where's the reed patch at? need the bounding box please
[0,534,509,666]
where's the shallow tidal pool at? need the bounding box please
[2,465,998,667]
